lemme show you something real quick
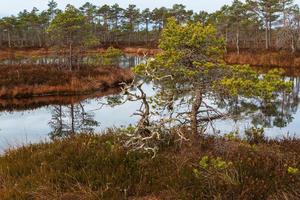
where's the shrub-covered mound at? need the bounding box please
[0,131,299,200]
[0,65,133,98]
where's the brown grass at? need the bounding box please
[225,51,300,68]
[3,48,300,68]
[0,48,110,60]
[0,47,161,60]
[0,87,121,112]
[0,131,299,200]
[0,64,133,98]
[122,47,162,56]
[0,48,55,60]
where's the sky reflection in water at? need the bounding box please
[0,56,299,151]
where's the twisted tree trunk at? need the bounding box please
[191,89,202,136]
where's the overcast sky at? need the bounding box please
[1,0,300,17]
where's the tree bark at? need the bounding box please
[191,89,202,136]
[69,42,73,71]
[37,29,42,47]
[225,27,228,53]
[269,21,272,49]
[7,31,11,48]
[291,34,296,54]
[265,19,269,49]
[236,27,240,54]
[146,20,149,47]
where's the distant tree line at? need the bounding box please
[0,0,300,53]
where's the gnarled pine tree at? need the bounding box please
[134,18,291,138]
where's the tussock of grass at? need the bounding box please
[0,65,133,98]
[0,131,299,199]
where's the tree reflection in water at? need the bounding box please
[224,76,300,129]
[113,75,299,138]
[49,103,98,139]
[47,76,300,140]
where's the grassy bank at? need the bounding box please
[0,65,133,98]
[3,48,300,68]
[0,48,160,60]
[0,87,121,112]
[0,131,299,200]
[225,51,300,68]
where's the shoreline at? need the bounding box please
[2,47,300,67]
[0,65,133,99]
[0,47,161,60]
[1,47,300,100]
[0,87,122,112]
[225,51,300,68]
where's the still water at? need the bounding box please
[0,55,300,151]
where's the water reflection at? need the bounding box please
[0,56,300,150]
[0,87,121,112]
[49,104,98,139]
[210,75,300,137]
[0,54,145,69]
[236,76,299,129]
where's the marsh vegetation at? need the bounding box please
[0,1,300,199]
